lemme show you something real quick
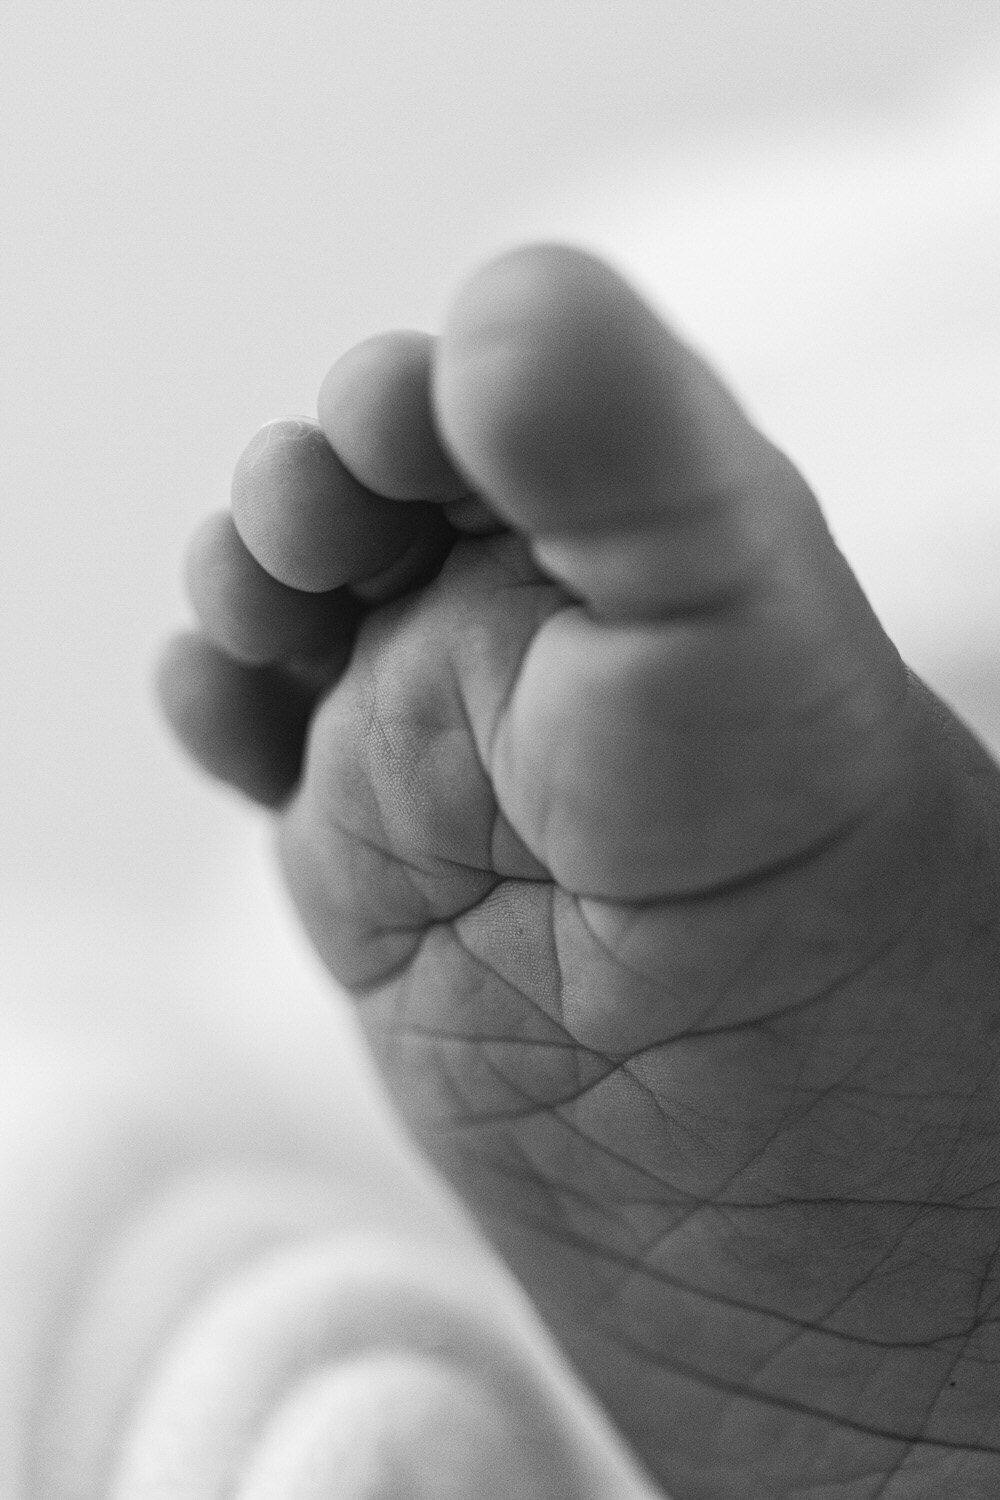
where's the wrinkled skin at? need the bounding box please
[164,246,1000,1498]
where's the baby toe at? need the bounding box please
[156,632,312,806]
[231,418,431,593]
[318,331,469,503]
[186,511,361,666]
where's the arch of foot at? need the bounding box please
[0,1033,662,1500]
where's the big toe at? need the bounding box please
[434,243,820,618]
[434,246,916,896]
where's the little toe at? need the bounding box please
[156,632,312,806]
[318,331,469,503]
[186,512,361,666]
[231,418,435,594]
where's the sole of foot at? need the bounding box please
[160,244,1000,1498]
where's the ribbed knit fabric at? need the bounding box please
[0,1027,661,1500]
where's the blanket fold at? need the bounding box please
[0,1032,660,1499]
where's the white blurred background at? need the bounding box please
[2,1,999,1135]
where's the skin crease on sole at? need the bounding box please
[160,244,1000,1498]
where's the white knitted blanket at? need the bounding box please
[0,1022,658,1498]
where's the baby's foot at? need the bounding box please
[160,247,1000,1498]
